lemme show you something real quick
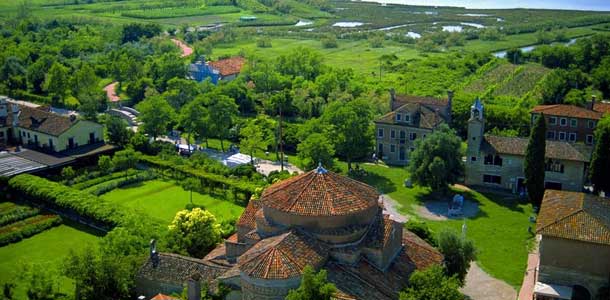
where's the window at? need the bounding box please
[545,159,564,173]
[399,131,406,144]
[378,128,384,138]
[559,118,567,127]
[546,131,556,140]
[483,174,502,184]
[568,132,576,142]
[0,131,3,138]
[27,132,30,138]
[586,135,594,145]
[391,130,396,139]
[378,143,384,154]
[587,120,596,129]
[21,131,25,137]
[484,154,502,166]
[471,156,477,162]
[549,117,557,125]
[404,114,411,123]
[396,114,401,121]
[570,119,577,127]
[390,144,395,153]
[558,132,566,141]
[409,132,417,141]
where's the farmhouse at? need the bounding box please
[533,190,610,300]
[465,99,589,193]
[136,166,442,300]
[374,90,452,165]
[189,56,245,84]
[530,97,610,145]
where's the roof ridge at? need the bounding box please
[286,172,318,213]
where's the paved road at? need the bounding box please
[103,82,120,102]
[461,262,518,300]
[171,39,193,57]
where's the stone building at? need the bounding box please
[0,96,104,152]
[189,56,245,84]
[465,99,589,193]
[374,90,452,165]
[531,97,610,145]
[534,190,610,300]
[137,166,442,300]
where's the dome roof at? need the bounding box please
[238,231,327,280]
[260,166,379,217]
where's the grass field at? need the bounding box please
[100,180,244,224]
[348,163,533,288]
[0,222,103,299]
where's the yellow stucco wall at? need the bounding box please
[13,120,103,152]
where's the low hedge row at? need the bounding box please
[71,169,141,190]
[140,155,261,201]
[0,215,62,246]
[0,205,41,227]
[85,171,156,196]
[9,174,153,230]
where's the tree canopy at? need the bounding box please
[167,208,222,258]
[399,265,463,300]
[438,229,477,285]
[136,95,175,140]
[590,116,610,195]
[285,266,336,300]
[524,114,546,206]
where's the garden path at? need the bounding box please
[171,39,193,57]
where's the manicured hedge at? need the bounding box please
[0,214,62,246]
[0,205,41,227]
[84,171,156,196]
[8,174,153,230]
[139,155,261,202]
[73,169,144,190]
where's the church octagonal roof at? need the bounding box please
[260,168,379,217]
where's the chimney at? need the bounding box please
[150,239,159,268]
[187,274,201,300]
[389,88,396,111]
[590,95,596,111]
[11,103,20,127]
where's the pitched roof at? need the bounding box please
[326,230,443,300]
[536,190,610,246]
[208,57,245,77]
[151,294,180,300]
[531,104,604,120]
[238,231,328,280]
[391,95,449,111]
[260,167,379,217]
[594,101,610,114]
[375,102,446,129]
[483,135,589,162]
[137,253,229,285]
[236,199,261,230]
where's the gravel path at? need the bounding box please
[415,200,480,221]
[381,194,408,223]
[103,82,120,102]
[461,262,517,300]
[171,39,193,57]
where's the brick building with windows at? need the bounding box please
[374,90,452,165]
[465,99,590,193]
[530,98,610,145]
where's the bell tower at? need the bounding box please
[467,98,485,159]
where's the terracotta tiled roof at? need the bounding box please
[531,104,603,120]
[151,294,180,300]
[375,102,447,129]
[536,190,610,246]
[392,95,448,111]
[17,105,79,136]
[594,101,610,114]
[238,231,328,280]
[365,213,396,249]
[208,57,245,77]
[236,200,261,230]
[483,135,589,162]
[260,169,379,217]
[137,253,229,285]
[327,230,443,300]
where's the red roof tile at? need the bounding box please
[238,231,327,280]
[208,57,245,77]
[151,294,180,300]
[531,104,603,120]
[260,168,379,217]
[537,190,610,245]
[483,135,589,162]
[594,101,610,114]
[237,200,261,230]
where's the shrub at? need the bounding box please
[257,37,272,48]
[321,34,338,48]
[84,171,156,196]
[0,215,62,246]
[0,205,40,227]
[406,220,437,247]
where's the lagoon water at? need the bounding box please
[358,0,610,11]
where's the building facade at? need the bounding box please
[137,166,443,300]
[374,90,452,165]
[534,190,610,300]
[465,99,589,193]
[189,56,245,84]
[0,96,104,152]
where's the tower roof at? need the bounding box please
[260,168,379,217]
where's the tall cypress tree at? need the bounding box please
[525,113,546,206]
[590,116,610,195]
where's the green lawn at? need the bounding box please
[100,180,244,224]
[0,222,103,299]
[348,163,533,288]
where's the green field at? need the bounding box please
[348,163,533,288]
[100,180,244,224]
[0,223,103,298]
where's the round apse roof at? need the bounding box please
[260,165,379,217]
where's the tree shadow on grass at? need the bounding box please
[350,171,396,194]
[477,189,529,214]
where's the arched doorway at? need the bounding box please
[572,285,591,300]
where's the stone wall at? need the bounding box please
[375,123,432,165]
[240,274,301,300]
[263,204,378,231]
